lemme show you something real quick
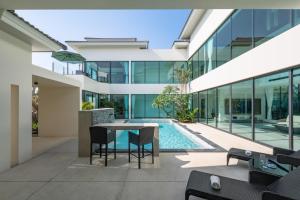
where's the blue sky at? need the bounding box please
[16,10,190,49]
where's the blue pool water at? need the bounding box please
[109,120,212,150]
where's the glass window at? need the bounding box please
[99,94,109,108]
[207,88,217,127]
[231,80,253,139]
[192,92,199,122]
[204,33,217,72]
[217,85,231,132]
[293,68,300,150]
[131,94,145,118]
[198,46,205,75]
[192,52,199,79]
[254,9,292,46]
[199,91,207,123]
[159,62,174,83]
[174,61,188,83]
[85,62,98,81]
[145,62,159,83]
[145,94,160,118]
[110,61,129,83]
[110,94,129,119]
[231,9,253,59]
[294,10,300,25]
[97,61,110,83]
[216,20,231,67]
[132,62,145,83]
[254,71,289,148]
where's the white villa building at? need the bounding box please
[1,8,300,174]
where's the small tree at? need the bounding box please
[174,66,191,94]
[82,101,94,110]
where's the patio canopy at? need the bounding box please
[51,51,86,62]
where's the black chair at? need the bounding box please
[128,127,154,169]
[89,126,116,166]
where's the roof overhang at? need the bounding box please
[172,40,189,49]
[1,0,300,9]
[0,10,66,51]
[66,39,149,51]
[179,9,206,40]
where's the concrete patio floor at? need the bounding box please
[0,123,274,200]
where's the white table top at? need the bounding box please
[94,122,159,130]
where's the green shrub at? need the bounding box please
[82,101,94,110]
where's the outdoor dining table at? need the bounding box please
[93,122,160,156]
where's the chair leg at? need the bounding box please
[100,144,102,158]
[114,138,116,159]
[138,144,141,169]
[105,144,108,167]
[142,145,144,158]
[128,141,131,163]
[152,142,154,164]
[90,142,93,165]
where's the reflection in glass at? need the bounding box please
[132,62,145,83]
[205,34,217,72]
[231,10,253,59]
[255,71,289,148]
[192,51,199,79]
[207,88,217,127]
[110,95,129,119]
[199,91,207,123]
[217,85,230,131]
[145,94,160,118]
[231,80,253,139]
[131,94,145,118]
[110,61,129,83]
[192,92,199,122]
[198,46,205,75]
[294,10,300,25]
[160,62,174,83]
[145,62,159,83]
[216,20,231,67]
[293,68,300,150]
[254,9,291,46]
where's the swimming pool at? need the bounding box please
[110,119,214,151]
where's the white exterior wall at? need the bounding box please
[189,24,300,93]
[188,9,234,57]
[0,29,32,171]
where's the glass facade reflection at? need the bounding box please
[207,88,217,127]
[82,90,108,109]
[217,85,230,131]
[190,9,300,81]
[293,68,300,150]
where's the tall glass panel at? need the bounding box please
[131,94,145,118]
[159,62,174,83]
[145,94,160,118]
[217,85,230,131]
[97,61,110,83]
[254,9,291,46]
[204,33,217,72]
[231,9,253,59]
[85,62,98,81]
[232,80,253,139]
[207,88,217,127]
[199,91,207,123]
[198,46,205,75]
[216,20,231,67]
[293,68,300,150]
[131,62,145,83]
[255,71,289,148]
[110,94,129,119]
[145,62,159,83]
[99,94,109,108]
[192,51,199,79]
[294,10,300,25]
[174,61,188,83]
[192,92,199,122]
[110,61,129,83]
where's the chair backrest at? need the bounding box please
[139,127,154,145]
[267,167,300,199]
[89,126,108,144]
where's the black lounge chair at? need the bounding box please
[185,167,300,200]
[227,147,300,167]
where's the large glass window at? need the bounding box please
[231,80,253,139]
[85,62,98,81]
[255,71,289,148]
[294,10,300,25]
[216,20,231,67]
[174,62,188,83]
[254,9,292,46]
[131,94,145,118]
[110,94,129,119]
[97,62,110,83]
[199,91,207,123]
[293,68,300,150]
[217,85,231,131]
[204,33,217,72]
[145,94,160,118]
[192,52,199,79]
[145,62,159,83]
[231,9,253,59]
[192,92,199,122]
[207,88,217,127]
[198,46,205,75]
[159,62,174,83]
[110,61,129,83]
[131,62,145,83]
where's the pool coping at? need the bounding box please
[114,119,227,153]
